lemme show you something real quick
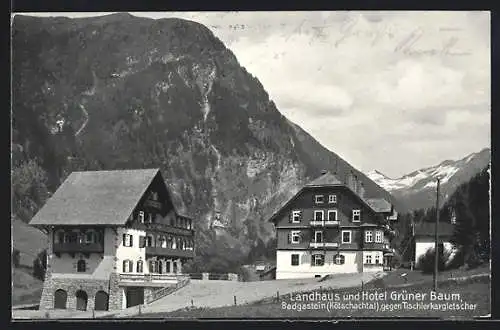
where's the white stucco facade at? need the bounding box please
[115,227,147,274]
[276,250,366,279]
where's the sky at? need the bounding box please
[13,11,491,178]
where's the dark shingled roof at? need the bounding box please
[365,198,393,213]
[414,222,455,237]
[268,171,394,223]
[29,168,163,226]
[305,171,343,187]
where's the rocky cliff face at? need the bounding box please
[12,13,401,269]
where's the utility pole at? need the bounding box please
[433,178,440,291]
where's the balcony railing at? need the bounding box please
[309,242,339,249]
[53,242,104,253]
[118,273,186,286]
[145,246,194,259]
[309,220,340,227]
[144,199,162,210]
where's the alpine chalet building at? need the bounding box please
[269,171,397,279]
[29,168,194,311]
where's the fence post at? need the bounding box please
[234,295,237,306]
[276,291,280,302]
[361,281,364,291]
[92,308,95,318]
[138,304,142,316]
[191,299,194,307]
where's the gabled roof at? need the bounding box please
[305,172,343,187]
[268,171,393,223]
[365,198,393,213]
[414,222,455,237]
[29,168,166,226]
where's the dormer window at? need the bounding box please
[138,211,145,223]
[328,195,337,204]
[352,210,361,222]
[315,195,324,204]
[291,210,302,223]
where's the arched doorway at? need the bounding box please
[75,290,88,311]
[94,291,109,311]
[54,289,67,309]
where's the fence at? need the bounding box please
[187,272,239,281]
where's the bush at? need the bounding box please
[12,249,21,268]
[417,246,451,274]
[33,249,47,281]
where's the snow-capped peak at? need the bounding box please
[366,149,489,194]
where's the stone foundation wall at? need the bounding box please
[108,273,122,310]
[39,274,110,311]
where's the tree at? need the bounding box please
[11,159,49,222]
[33,249,47,281]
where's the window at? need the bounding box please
[327,210,337,221]
[158,235,167,248]
[173,261,178,273]
[139,236,146,248]
[375,231,383,243]
[122,260,133,272]
[68,232,78,243]
[312,254,325,266]
[123,234,133,247]
[157,260,163,274]
[55,231,65,244]
[136,260,143,273]
[352,210,361,222]
[291,254,299,266]
[84,232,94,244]
[315,195,324,204]
[148,260,156,273]
[375,255,381,265]
[146,235,153,247]
[365,255,373,264]
[334,254,345,265]
[138,211,145,223]
[166,261,171,273]
[147,213,153,223]
[328,195,337,204]
[341,230,352,244]
[77,260,86,272]
[315,231,323,243]
[291,210,302,223]
[314,210,324,221]
[151,192,158,201]
[365,230,373,243]
[291,231,301,244]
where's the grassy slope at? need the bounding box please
[12,268,44,306]
[139,266,490,319]
[11,218,46,306]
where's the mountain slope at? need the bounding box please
[12,13,401,270]
[367,148,490,211]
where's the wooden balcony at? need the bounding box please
[309,242,339,249]
[145,246,194,259]
[53,242,104,253]
[309,220,340,227]
[144,199,162,210]
[118,273,187,287]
